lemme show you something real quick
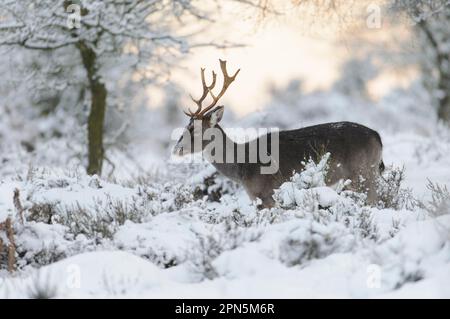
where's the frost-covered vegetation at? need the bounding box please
[2,73,450,298]
[1,121,449,297]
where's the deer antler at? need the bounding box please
[184,68,217,117]
[185,59,240,118]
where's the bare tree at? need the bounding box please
[292,0,450,123]
[390,0,450,122]
[0,0,227,175]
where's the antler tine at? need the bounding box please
[185,68,217,117]
[198,59,240,117]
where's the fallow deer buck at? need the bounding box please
[173,60,384,208]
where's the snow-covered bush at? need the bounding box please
[421,181,450,217]
[279,221,354,266]
[194,222,262,280]
[377,165,417,210]
[25,271,60,299]
[0,168,205,270]
[272,154,383,266]
[413,124,450,165]
[272,154,370,230]
[0,95,449,296]
[191,167,239,203]
[273,153,333,209]
[0,151,449,297]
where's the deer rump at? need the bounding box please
[236,121,384,207]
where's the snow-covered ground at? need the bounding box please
[1,87,450,298]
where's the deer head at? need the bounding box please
[173,59,240,156]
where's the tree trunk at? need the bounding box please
[78,42,107,175]
[437,66,450,122]
[418,21,450,123]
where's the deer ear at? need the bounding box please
[206,106,224,126]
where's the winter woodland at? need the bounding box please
[0,0,449,298]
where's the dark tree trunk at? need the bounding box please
[418,21,450,123]
[437,66,450,122]
[78,42,107,175]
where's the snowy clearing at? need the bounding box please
[1,122,449,298]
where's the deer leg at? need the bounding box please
[357,171,379,206]
[260,195,275,209]
[365,179,378,205]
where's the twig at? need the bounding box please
[13,188,24,224]
[104,154,116,180]
[0,217,16,272]
[5,218,15,272]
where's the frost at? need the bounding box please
[273,153,331,208]
[1,1,450,296]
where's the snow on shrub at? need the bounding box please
[377,165,417,210]
[413,123,450,166]
[273,153,331,209]
[420,180,450,217]
[279,220,354,266]
[271,154,383,266]
[2,153,412,277]
[5,168,206,270]
[5,164,264,271]
[1,155,447,297]
[272,154,371,226]
[188,220,263,280]
[190,165,239,203]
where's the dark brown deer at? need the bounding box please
[173,60,384,208]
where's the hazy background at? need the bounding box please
[1,1,450,296]
[0,0,449,178]
[150,0,417,115]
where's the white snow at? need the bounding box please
[1,60,450,299]
[0,143,449,298]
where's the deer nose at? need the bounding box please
[173,145,183,156]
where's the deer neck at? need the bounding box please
[202,124,242,182]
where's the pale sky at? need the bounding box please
[149,0,415,117]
